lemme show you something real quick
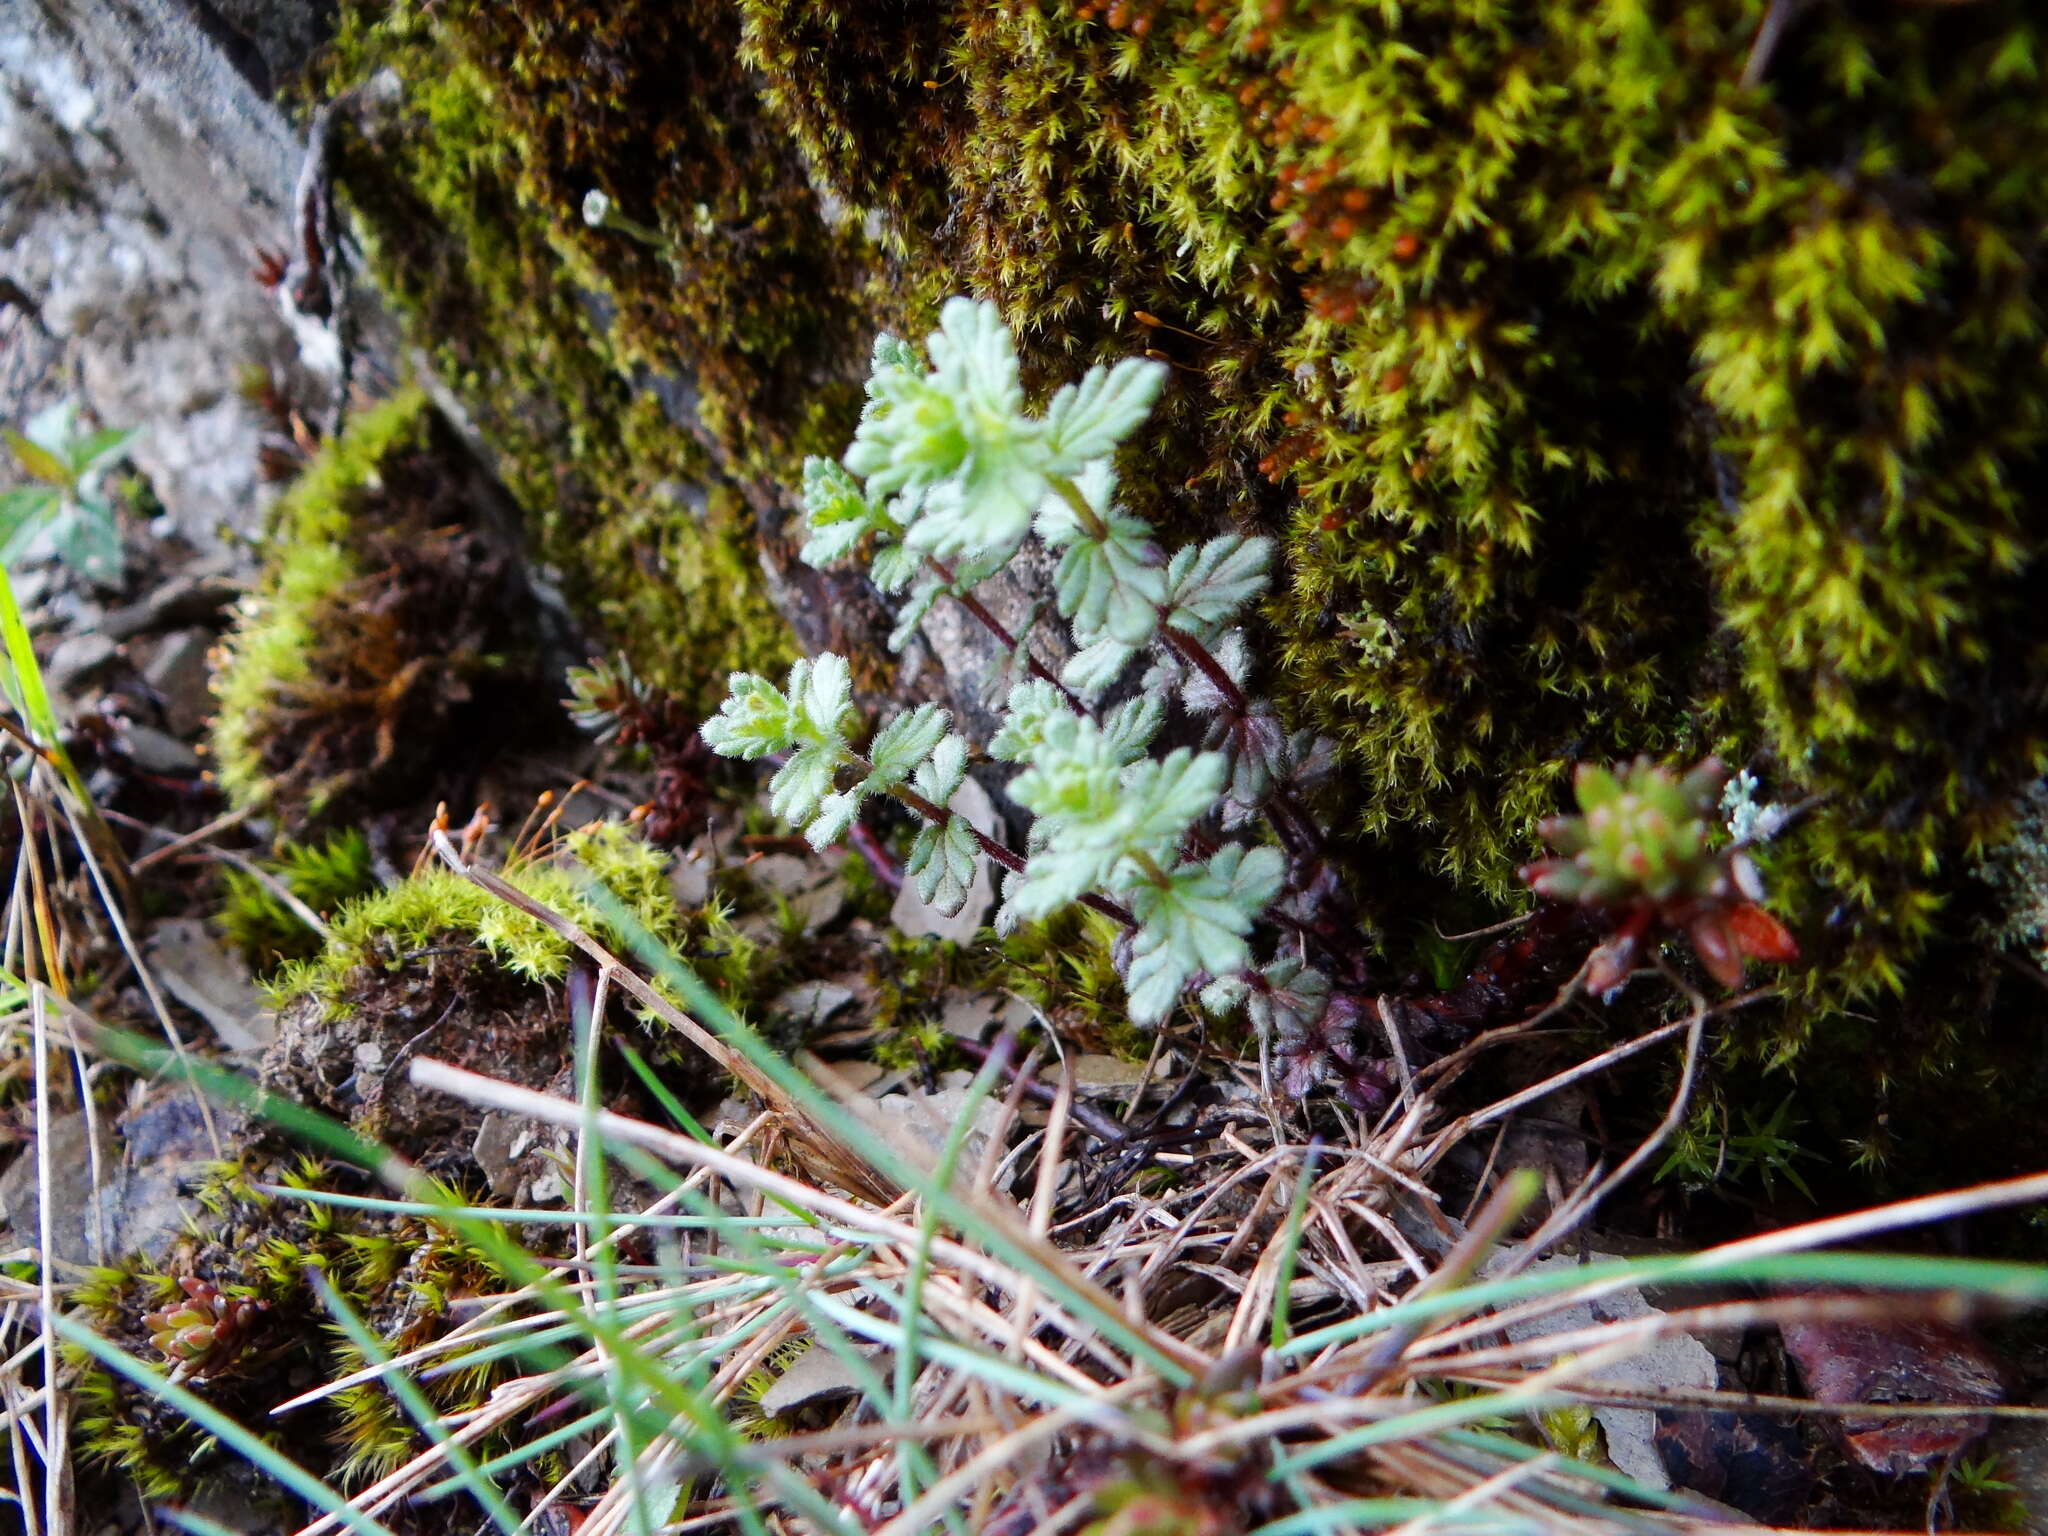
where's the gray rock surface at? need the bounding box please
[0,0,326,548]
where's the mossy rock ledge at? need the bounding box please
[303,1,2048,1149]
[210,388,546,827]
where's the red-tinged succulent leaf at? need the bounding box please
[1727,901,1798,964]
[1686,910,1747,989]
[1584,932,1638,996]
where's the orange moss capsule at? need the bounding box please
[1381,366,1410,393]
[1390,232,1423,263]
[1247,27,1269,51]
[1106,1,1129,28]
[1132,13,1152,35]
[1327,215,1355,241]
[1341,186,1370,212]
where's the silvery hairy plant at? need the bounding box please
[703,297,1336,1029]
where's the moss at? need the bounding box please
[323,2,2048,1066]
[211,390,424,810]
[69,1160,511,1508]
[216,830,379,976]
[314,2,808,716]
[209,388,542,824]
[272,820,684,1013]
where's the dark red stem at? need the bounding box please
[927,556,1087,715]
[887,780,1138,930]
[1156,623,1327,861]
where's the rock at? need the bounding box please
[790,875,846,933]
[745,851,846,932]
[827,1059,885,1092]
[526,1168,566,1205]
[95,1085,243,1260]
[146,916,271,1048]
[472,1111,537,1199]
[1482,1251,1720,1491]
[669,843,716,908]
[43,629,118,694]
[1653,1410,1814,1525]
[937,991,997,1040]
[847,1071,1007,1175]
[1980,1414,2048,1525]
[100,558,239,639]
[119,720,201,775]
[0,1109,116,1265]
[141,625,213,736]
[0,0,320,551]
[748,853,814,897]
[771,981,857,1030]
[1072,1053,1152,1091]
[891,773,997,941]
[760,1345,870,1417]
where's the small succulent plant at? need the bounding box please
[1522,757,1799,994]
[566,653,713,846]
[142,1275,268,1381]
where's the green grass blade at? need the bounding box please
[1247,1499,1522,1536]
[56,1315,401,1536]
[580,879,1196,1388]
[309,1270,523,1533]
[1270,1141,1322,1349]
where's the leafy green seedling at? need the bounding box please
[704,298,1343,1029]
[0,399,136,584]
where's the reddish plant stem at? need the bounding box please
[926,556,1087,715]
[846,818,903,892]
[1154,623,1327,862]
[885,779,1138,929]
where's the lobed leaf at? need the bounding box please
[1043,356,1168,471]
[1164,534,1274,635]
[912,732,970,805]
[907,816,981,915]
[769,741,842,827]
[702,671,798,759]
